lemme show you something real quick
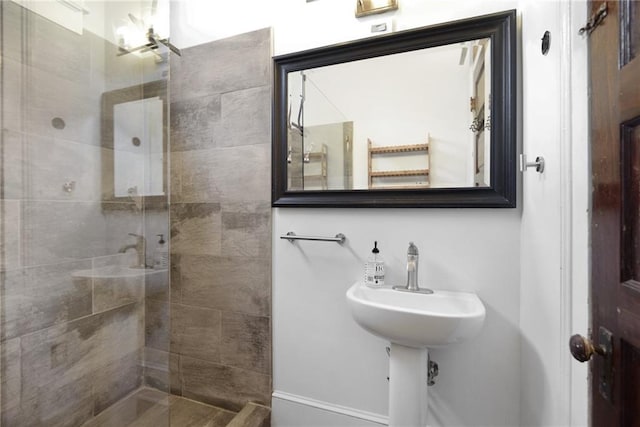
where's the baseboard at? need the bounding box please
[272,391,388,426]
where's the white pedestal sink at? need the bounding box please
[346,282,486,427]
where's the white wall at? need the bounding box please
[171,1,589,425]
[519,1,589,426]
[273,209,521,426]
[568,4,590,425]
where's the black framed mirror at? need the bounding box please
[272,10,517,208]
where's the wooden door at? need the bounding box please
[577,0,640,425]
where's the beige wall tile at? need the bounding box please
[146,298,170,351]
[217,86,271,148]
[1,129,25,199]
[22,201,108,267]
[177,145,270,205]
[93,352,142,413]
[170,95,221,152]
[1,2,25,62]
[94,303,144,366]
[167,25,273,412]
[170,353,182,396]
[221,312,271,375]
[181,356,271,412]
[25,6,91,85]
[170,253,182,303]
[92,274,145,313]
[170,203,222,255]
[18,304,140,400]
[28,136,102,200]
[2,132,103,201]
[169,150,183,203]
[144,347,170,392]
[1,373,95,426]
[145,269,170,302]
[180,255,270,317]
[170,28,271,103]
[13,304,143,425]
[1,58,24,133]
[208,144,271,206]
[171,303,222,363]
[0,199,22,271]
[1,260,92,340]
[0,337,21,414]
[221,211,271,258]
[102,208,145,256]
[23,78,100,147]
[173,149,220,203]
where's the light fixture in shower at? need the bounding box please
[117,25,181,57]
[116,0,181,57]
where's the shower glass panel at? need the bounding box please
[1,1,171,424]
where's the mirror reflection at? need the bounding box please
[101,80,168,208]
[113,96,164,197]
[286,38,491,191]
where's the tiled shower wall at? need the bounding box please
[167,28,273,410]
[1,2,169,424]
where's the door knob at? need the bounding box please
[569,328,613,402]
[569,334,607,362]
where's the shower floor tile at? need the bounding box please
[82,388,236,427]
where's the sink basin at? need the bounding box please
[346,282,486,425]
[346,282,486,348]
[72,265,169,310]
[71,265,166,279]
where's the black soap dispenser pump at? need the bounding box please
[365,241,385,287]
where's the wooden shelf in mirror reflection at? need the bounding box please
[368,143,430,154]
[303,143,328,190]
[370,169,431,177]
[367,137,430,189]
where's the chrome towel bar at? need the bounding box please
[280,231,346,244]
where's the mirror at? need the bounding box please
[102,80,168,209]
[272,10,517,208]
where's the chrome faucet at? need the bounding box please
[406,241,419,291]
[393,242,433,294]
[118,233,147,268]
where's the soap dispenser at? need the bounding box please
[153,234,168,269]
[365,241,385,287]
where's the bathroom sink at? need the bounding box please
[72,265,169,309]
[71,265,166,279]
[346,282,486,348]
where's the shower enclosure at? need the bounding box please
[0,0,175,424]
